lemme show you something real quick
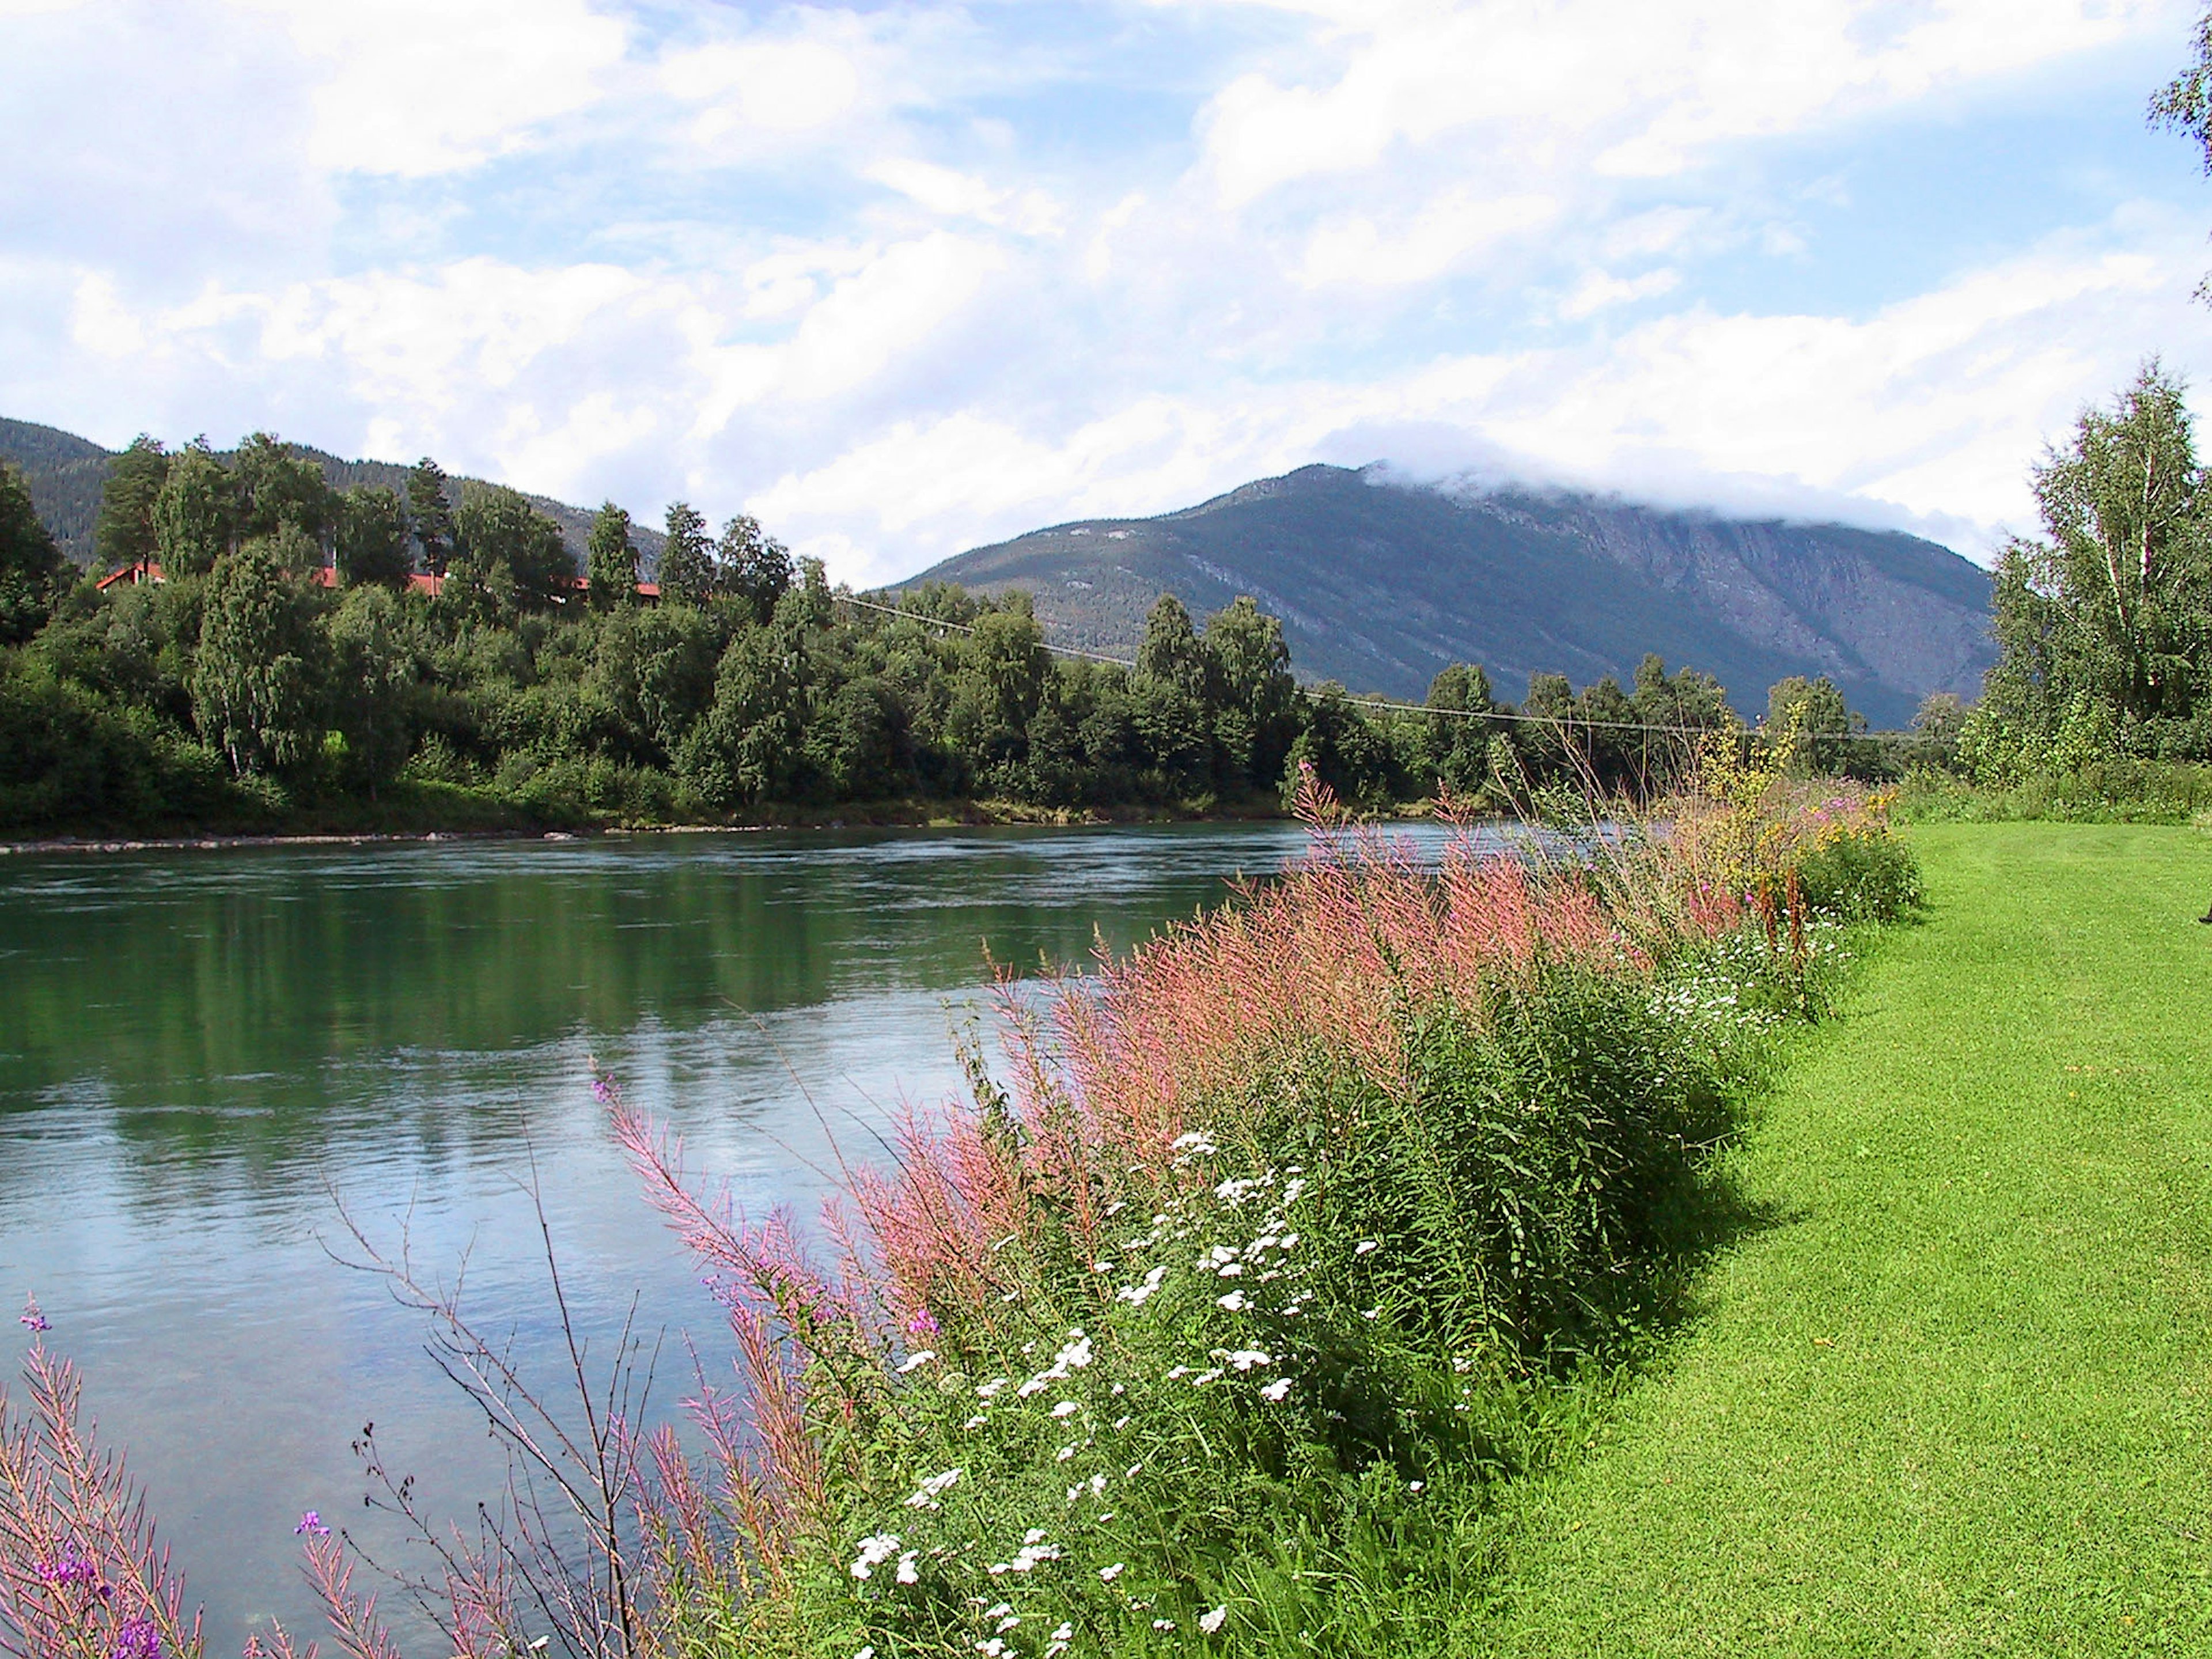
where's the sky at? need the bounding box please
[3,0,2211,585]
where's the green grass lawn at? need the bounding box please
[1461,823,2212,1654]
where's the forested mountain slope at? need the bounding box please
[906,464,1994,727]
[0,416,661,572]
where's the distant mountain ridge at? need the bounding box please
[902,464,1995,728]
[0,416,663,571]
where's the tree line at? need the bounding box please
[0,429,1888,835]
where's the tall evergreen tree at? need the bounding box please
[586,502,639,609]
[407,459,455,577]
[1205,595,1297,792]
[93,435,169,574]
[659,501,713,605]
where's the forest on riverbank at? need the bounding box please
[0,434,1903,839]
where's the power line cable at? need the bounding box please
[838,591,1743,741]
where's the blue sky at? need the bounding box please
[3,0,2211,584]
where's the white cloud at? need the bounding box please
[661,32,865,141]
[1556,267,1681,319]
[237,0,629,176]
[1298,190,1555,287]
[1200,0,2169,204]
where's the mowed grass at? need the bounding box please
[1459,823,2212,1654]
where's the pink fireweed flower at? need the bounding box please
[20,1293,50,1332]
[907,1306,941,1339]
[112,1618,160,1659]
[295,1510,331,1537]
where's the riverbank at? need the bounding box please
[1456,822,2212,1653]
[0,792,1305,856]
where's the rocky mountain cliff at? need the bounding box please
[903,464,1994,728]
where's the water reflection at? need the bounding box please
[0,821,1460,1647]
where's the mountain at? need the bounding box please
[0,416,664,573]
[901,464,1995,728]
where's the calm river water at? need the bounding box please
[0,821,1457,1650]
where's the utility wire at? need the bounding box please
[838,590,1744,741]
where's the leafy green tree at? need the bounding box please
[335,486,413,589]
[234,433,335,548]
[325,585,414,793]
[719,513,793,623]
[191,528,326,776]
[1136,593,1213,700]
[151,441,236,577]
[1904,692,1967,772]
[0,461,64,646]
[586,502,639,609]
[1283,681,1391,808]
[1132,594,1217,796]
[1969,363,2212,772]
[1513,671,1580,786]
[1422,662,1499,796]
[1205,596,1297,794]
[1574,674,1640,789]
[659,501,713,605]
[452,486,573,613]
[407,459,456,576]
[680,624,805,806]
[93,436,169,574]
[589,604,721,766]
[1766,675,1863,775]
[949,596,1050,779]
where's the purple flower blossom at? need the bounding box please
[592,1075,617,1105]
[112,1617,160,1659]
[906,1306,941,1339]
[35,1552,101,1587]
[19,1294,49,1333]
[294,1510,330,1537]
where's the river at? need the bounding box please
[0,821,1465,1649]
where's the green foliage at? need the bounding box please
[92,435,169,574]
[0,461,63,646]
[718,512,793,623]
[660,500,714,606]
[335,486,414,589]
[586,501,639,609]
[234,431,335,546]
[191,529,327,777]
[1790,823,1922,922]
[1970,363,2212,779]
[1283,682,1394,808]
[151,441,235,578]
[406,458,455,576]
[451,485,573,615]
[0,652,232,830]
[1765,674,1865,775]
[1899,757,2212,824]
[325,586,416,793]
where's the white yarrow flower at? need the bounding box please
[850,1533,900,1578]
[1260,1377,1293,1403]
[1199,1605,1229,1634]
[896,1349,937,1373]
